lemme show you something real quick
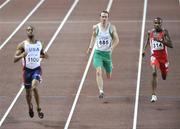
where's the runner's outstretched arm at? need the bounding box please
[87,25,97,54]
[158,29,173,48]
[111,25,119,52]
[142,31,150,57]
[14,42,26,63]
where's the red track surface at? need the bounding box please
[0,0,179,129]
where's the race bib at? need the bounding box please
[97,36,111,48]
[26,54,40,63]
[152,40,164,50]
[27,57,39,63]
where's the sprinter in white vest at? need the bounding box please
[14,25,48,118]
[87,11,119,99]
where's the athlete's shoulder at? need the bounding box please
[93,23,99,30]
[109,22,115,27]
[35,40,43,44]
[92,24,100,36]
[147,29,154,35]
[17,41,25,50]
[148,29,155,33]
[35,39,41,43]
[20,40,28,46]
[111,24,115,28]
[110,23,116,31]
[22,39,30,45]
[162,28,168,33]
[36,40,45,48]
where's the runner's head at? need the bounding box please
[26,25,34,39]
[100,10,109,24]
[154,17,162,31]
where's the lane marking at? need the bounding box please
[0,0,45,50]
[132,0,148,129]
[2,95,180,99]
[106,0,113,12]
[44,0,79,52]
[63,1,113,129]
[1,20,180,24]
[0,0,11,10]
[0,85,24,127]
[0,0,78,127]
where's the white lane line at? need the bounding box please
[44,0,79,52]
[0,0,45,50]
[63,0,113,129]
[0,85,24,127]
[2,95,180,99]
[106,0,113,12]
[1,20,180,24]
[0,0,78,127]
[0,0,11,10]
[132,0,148,129]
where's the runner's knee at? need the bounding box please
[107,76,111,79]
[96,69,102,77]
[32,79,39,89]
[106,73,111,79]
[161,73,167,80]
[152,71,157,77]
[26,90,32,97]
[96,71,102,77]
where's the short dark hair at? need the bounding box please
[154,17,162,23]
[26,25,34,31]
[100,10,109,17]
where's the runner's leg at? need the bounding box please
[32,79,44,118]
[26,89,33,110]
[25,88,34,117]
[160,63,168,80]
[96,67,103,93]
[32,79,40,109]
[152,65,157,95]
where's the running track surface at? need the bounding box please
[0,0,179,129]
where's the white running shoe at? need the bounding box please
[151,95,157,103]
[99,90,104,99]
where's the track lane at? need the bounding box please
[138,0,180,128]
[0,0,73,128]
[0,0,40,44]
[1,0,179,129]
[0,0,11,10]
[67,0,144,129]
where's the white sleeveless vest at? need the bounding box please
[95,23,112,52]
[23,40,42,69]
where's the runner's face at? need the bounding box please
[100,13,109,24]
[26,26,34,38]
[154,19,162,30]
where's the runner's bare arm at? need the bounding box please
[40,42,48,59]
[161,29,173,48]
[87,25,97,54]
[142,31,150,57]
[111,25,119,52]
[14,42,26,63]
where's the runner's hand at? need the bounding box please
[21,52,27,58]
[142,50,145,57]
[41,52,48,59]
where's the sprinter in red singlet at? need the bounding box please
[142,17,173,102]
